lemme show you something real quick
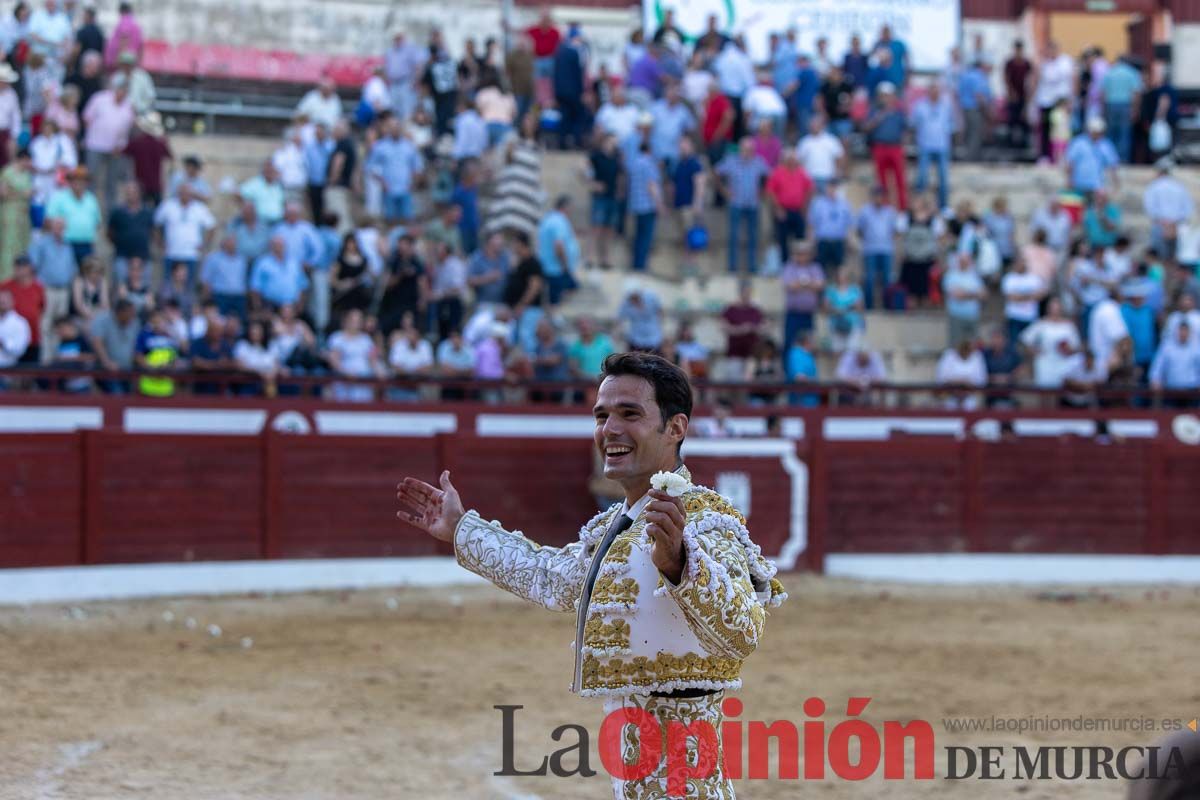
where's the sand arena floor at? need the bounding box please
[0,576,1197,799]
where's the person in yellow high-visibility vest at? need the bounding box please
[134,310,179,397]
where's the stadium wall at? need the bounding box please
[1,399,1198,576]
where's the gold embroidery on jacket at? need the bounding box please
[583,616,631,651]
[582,651,742,689]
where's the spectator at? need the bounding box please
[22,52,55,125]
[957,60,992,161]
[423,202,464,257]
[233,319,283,397]
[28,0,69,65]
[1003,41,1032,149]
[295,76,342,131]
[199,234,248,322]
[785,329,818,404]
[536,195,580,306]
[1082,189,1122,250]
[187,310,235,394]
[270,302,319,373]
[720,280,764,381]
[157,260,195,321]
[154,183,215,285]
[503,230,545,353]
[616,283,663,353]
[88,297,138,383]
[567,316,614,378]
[899,193,943,308]
[30,216,73,353]
[835,346,887,401]
[475,80,516,149]
[0,64,18,170]
[1065,116,1119,197]
[123,112,170,206]
[116,256,153,318]
[81,72,135,211]
[44,83,81,139]
[863,82,907,211]
[451,97,487,162]
[423,33,460,137]
[525,9,561,98]
[359,64,392,125]
[320,119,357,234]
[713,36,755,139]
[29,117,77,225]
[1087,294,1130,371]
[1120,284,1157,376]
[1143,157,1193,259]
[301,122,334,223]
[1101,55,1142,163]
[765,148,813,265]
[227,200,271,266]
[435,328,475,390]
[695,14,729,55]
[378,233,427,337]
[133,307,181,397]
[874,25,908,89]
[700,80,735,167]
[586,131,622,271]
[272,126,307,199]
[166,154,211,202]
[329,232,372,324]
[384,31,427,121]
[715,136,769,274]
[105,181,151,284]
[673,321,710,379]
[366,118,423,224]
[742,71,787,137]
[327,308,384,403]
[745,338,784,405]
[466,231,509,308]
[669,136,706,275]
[1136,62,1177,165]
[1030,196,1074,254]
[0,148,32,279]
[626,138,661,273]
[943,250,986,346]
[1021,228,1058,288]
[552,30,587,150]
[46,166,101,263]
[1165,293,1200,346]
[824,267,866,352]
[0,256,43,363]
[1033,41,1075,161]
[807,179,852,275]
[819,64,855,142]
[531,318,570,399]
[983,196,1016,267]
[472,318,509,383]
[1019,297,1081,388]
[0,287,31,368]
[46,315,95,390]
[451,161,482,256]
[239,161,286,226]
[1149,320,1200,399]
[1060,349,1109,407]
[795,115,844,191]
[649,83,694,172]
[935,339,987,409]
[485,113,544,238]
[104,2,142,68]
[842,34,869,88]
[429,240,468,341]
[1001,257,1044,344]
[910,80,954,211]
[780,240,824,354]
[856,185,901,310]
[250,235,309,313]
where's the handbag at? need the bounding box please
[1149,119,1172,153]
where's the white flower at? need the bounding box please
[1172,414,1200,445]
[650,471,690,497]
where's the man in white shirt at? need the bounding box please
[29,0,71,66]
[1149,320,1200,395]
[594,84,640,142]
[795,115,844,189]
[1001,259,1045,343]
[1033,41,1074,161]
[1143,158,1194,258]
[154,184,216,283]
[272,127,308,195]
[296,77,343,131]
[741,72,786,134]
[835,347,887,392]
[936,339,987,409]
[0,289,31,368]
[1087,296,1130,371]
[1029,198,1073,253]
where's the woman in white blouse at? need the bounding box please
[1020,297,1083,390]
[234,319,284,397]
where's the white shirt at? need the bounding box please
[681,69,714,108]
[1030,206,1073,252]
[1035,54,1075,108]
[1177,224,1200,265]
[796,133,844,181]
[1143,176,1194,224]
[742,85,786,118]
[297,89,343,129]
[234,340,281,374]
[272,142,307,191]
[388,337,433,373]
[1001,272,1044,322]
[1164,310,1200,347]
[453,110,488,160]
[1071,257,1110,307]
[595,103,640,141]
[0,86,21,138]
[328,331,377,377]
[0,309,30,367]
[1149,337,1200,388]
[363,76,391,110]
[28,8,71,54]
[1088,299,1130,368]
[936,348,987,387]
[154,198,216,260]
[1020,318,1081,387]
[1102,248,1132,283]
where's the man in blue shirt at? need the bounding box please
[716,137,769,274]
[199,234,249,322]
[627,143,661,273]
[366,117,424,222]
[791,54,821,137]
[227,202,272,264]
[1101,57,1143,163]
[536,195,580,306]
[250,235,310,312]
[957,61,992,161]
[649,84,694,175]
[303,122,335,223]
[1066,117,1120,197]
[855,186,900,309]
[874,25,908,88]
[910,81,954,211]
[807,179,854,274]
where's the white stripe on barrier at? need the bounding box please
[0,406,102,432]
[0,558,485,605]
[124,407,268,434]
[825,554,1200,584]
[314,411,457,436]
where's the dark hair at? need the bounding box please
[510,230,531,247]
[600,351,693,434]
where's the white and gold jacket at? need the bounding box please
[453,466,787,697]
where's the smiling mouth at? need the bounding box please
[604,444,633,461]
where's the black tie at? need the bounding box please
[583,511,634,600]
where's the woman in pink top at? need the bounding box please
[104,3,144,68]
[1021,228,1059,287]
[752,118,781,167]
